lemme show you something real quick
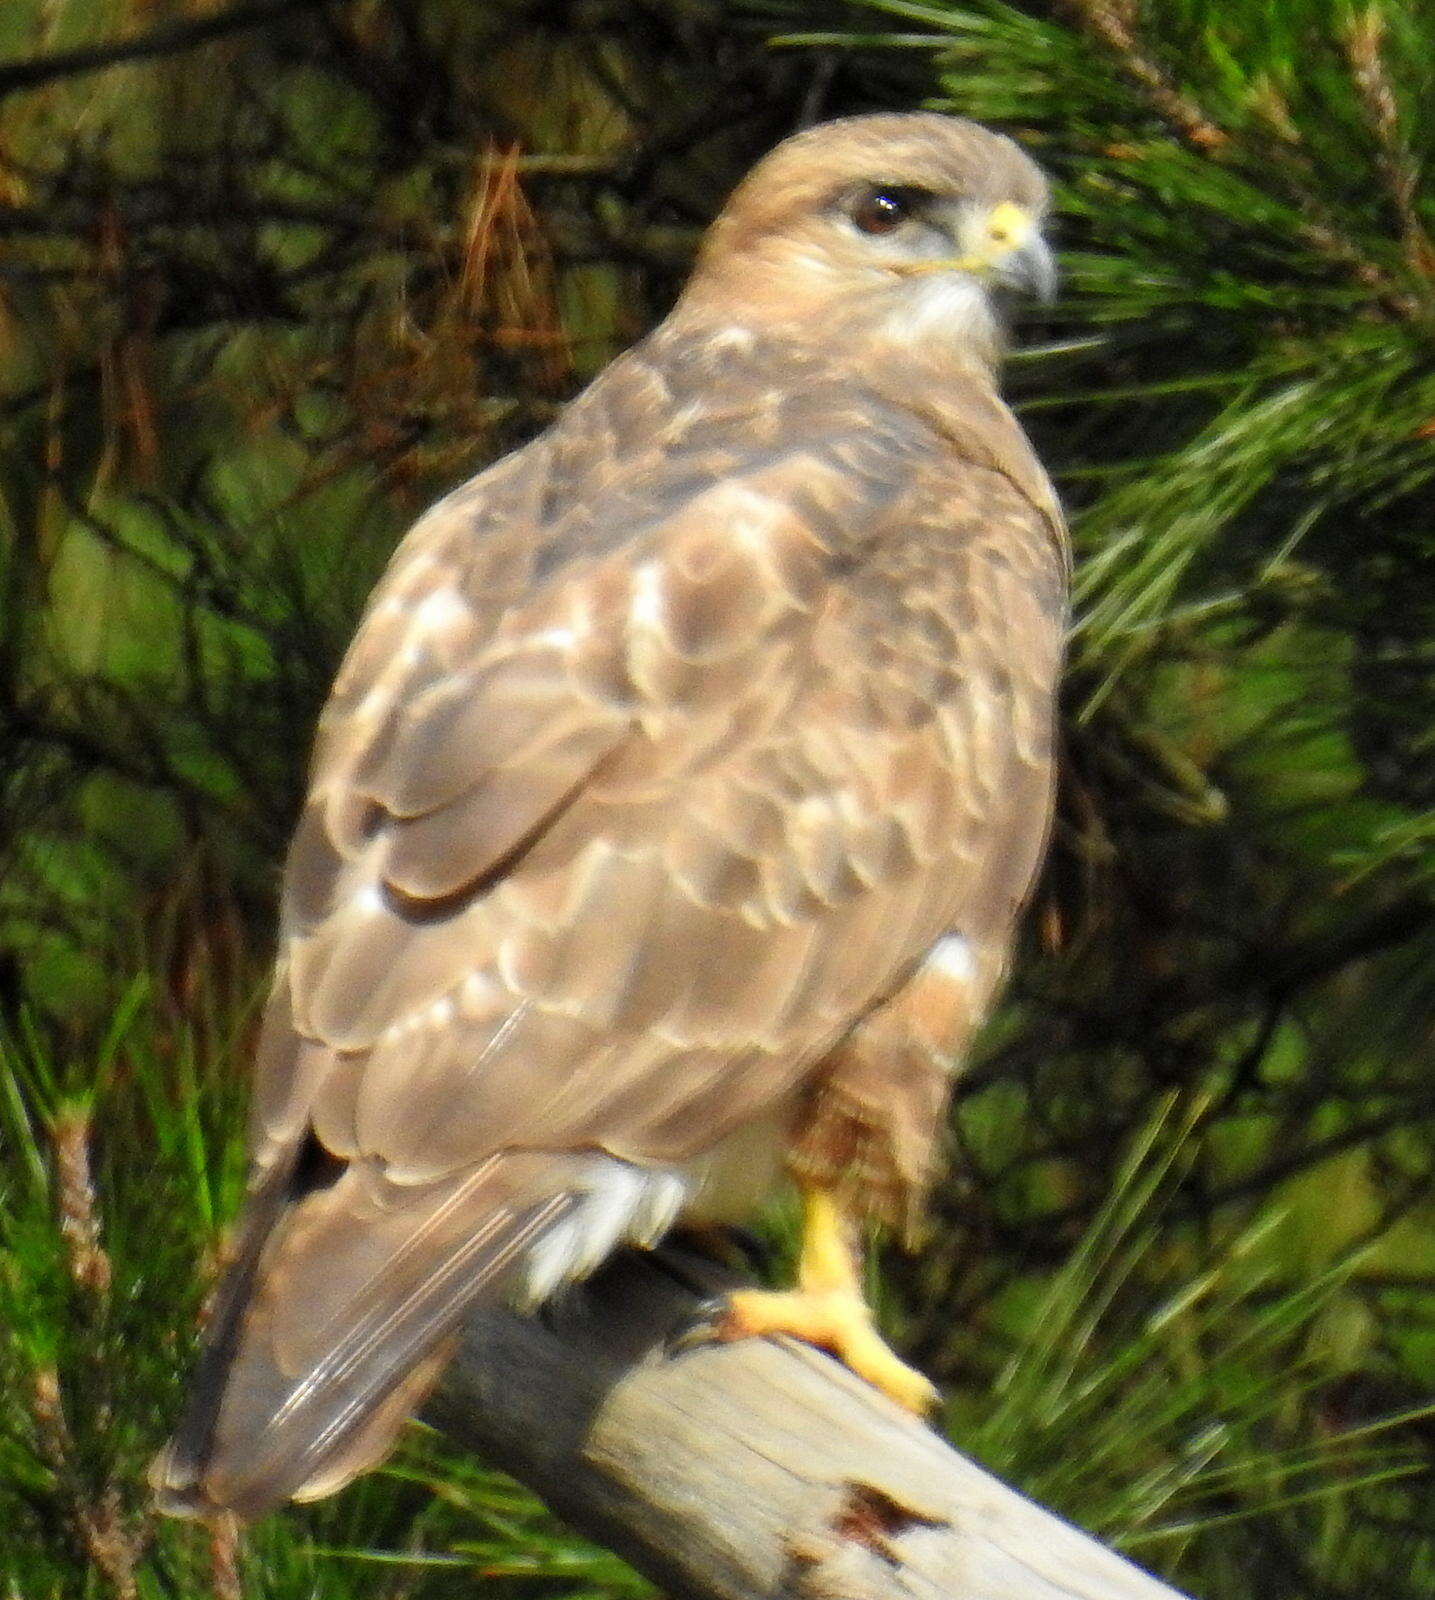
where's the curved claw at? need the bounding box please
[666,1183,939,1415]
[664,1295,736,1358]
[667,1284,938,1415]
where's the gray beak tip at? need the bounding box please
[1003,237,1059,306]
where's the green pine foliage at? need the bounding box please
[1,1,1432,1596]
[0,994,658,1596]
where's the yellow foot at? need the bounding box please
[709,1284,939,1414]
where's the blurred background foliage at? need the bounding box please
[0,0,1431,1595]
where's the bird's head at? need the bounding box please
[679,113,1055,375]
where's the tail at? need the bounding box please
[152,1146,576,1521]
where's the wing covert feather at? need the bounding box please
[248,353,1066,1190]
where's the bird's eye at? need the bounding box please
[851,187,915,236]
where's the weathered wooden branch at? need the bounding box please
[427,1248,1192,1600]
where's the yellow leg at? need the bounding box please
[709,1185,938,1414]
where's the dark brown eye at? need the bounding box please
[851,187,912,236]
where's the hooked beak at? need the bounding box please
[978,200,1058,305]
[897,201,1058,305]
[995,232,1058,305]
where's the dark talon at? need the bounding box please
[665,1295,732,1357]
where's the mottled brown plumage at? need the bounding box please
[155,112,1068,1520]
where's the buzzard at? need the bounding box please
[155,112,1067,1520]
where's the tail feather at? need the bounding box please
[153,1152,576,1521]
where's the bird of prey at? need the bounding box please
[155,111,1067,1521]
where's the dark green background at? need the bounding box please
[1,2,1432,1594]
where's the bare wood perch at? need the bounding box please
[427,1249,1192,1600]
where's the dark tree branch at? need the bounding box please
[0,0,323,103]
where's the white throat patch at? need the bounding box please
[885,273,999,357]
